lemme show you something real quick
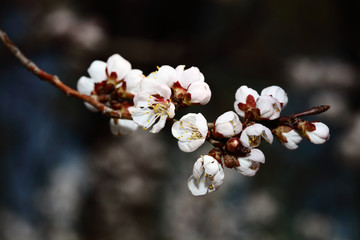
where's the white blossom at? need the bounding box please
[234,85,259,117]
[176,65,205,89]
[77,54,132,111]
[240,123,273,148]
[176,66,211,105]
[305,122,330,144]
[281,129,302,149]
[171,113,208,152]
[235,148,265,176]
[256,95,281,120]
[187,81,211,105]
[109,118,138,136]
[214,111,242,138]
[261,85,288,108]
[188,155,224,196]
[129,90,175,133]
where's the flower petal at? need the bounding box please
[179,66,204,89]
[261,85,288,108]
[77,76,94,95]
[187,174,208,196]
[87,60,107,82]
[110,118,138,136]
[106,54,131,80]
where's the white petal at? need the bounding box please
[124,69,143,95]
[212,169,225,190]
[106,54,131,80]
[234,85,259,104]
[236,159,260,176]
[261,85,288,108]
[215,111,242,137]
[84,102,98,112]
[87,60,107,82]
[150,115,167,133]
[187,174,208,196]
[155,65,178,87]
[203,156,220,176]
[77,76,94,95]
[179,66,204,89]
[248,148,266,163]
[110,118,138,136]
[187,81,211,105]
[307,122,330,144]
[178,139,205,152]
[193,157,204,179]
[282,129,302,149]
[256,95,281,120]
[195,113,209,137]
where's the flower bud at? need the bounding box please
[208,147,223,165]
[225,137,251,155]
[214,111,242,138]
[261,85,288,108]
[223,153,239,168]
[273,125,302,150]
[256,95,281,120]
[187,81,211,105]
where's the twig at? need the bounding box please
[0,29,121,118]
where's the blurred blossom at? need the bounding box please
[35,161,87,240]
[340,113,360,163]
[287,57,356,88]
[242,190,279,224]
[43,8,106,49]
[293,211,343,240]
[0,210,40,240]
[309,90,349,121]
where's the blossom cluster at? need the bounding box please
[77,54,211,134]
[172,85,330,196]
[77,53,330,196]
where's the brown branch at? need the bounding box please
[0,29,121,118]
[291,105,330,118]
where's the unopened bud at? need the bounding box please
[208,147,223,165]
[224,154,239,168]
[226,137,251,156]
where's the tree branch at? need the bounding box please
[0,29,121,118]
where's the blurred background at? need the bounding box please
[0,0,360,239]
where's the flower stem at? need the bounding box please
[0,29,122,119]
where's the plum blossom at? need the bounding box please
[234,85,287,120]
[304,122,330,144]
[256,95,282,120]
[235,148,265,176]
[282,129,302,149]
[171,113,208,152]
[261,85,288,108]
[234,85,259,117]
[214,111,242,138]
[129,87,175,133]
[109,118,138,136]
[187,155,224,196]
[273,125,302,150]
[151,65,211,105]
[240,123,273,148]
[175,65,211,105]
[77,54,132,110]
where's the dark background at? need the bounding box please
[0,1,359,239]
